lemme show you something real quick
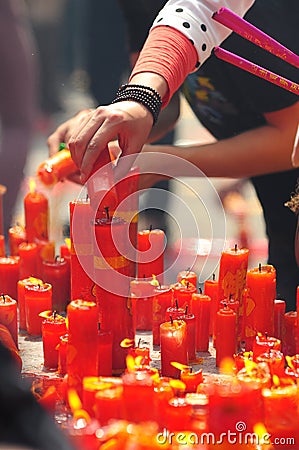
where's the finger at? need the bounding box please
[67,112,97,168]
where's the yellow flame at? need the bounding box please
[29,177,36,194]
[150,274,160,287]
[272,374,280,387]
[68,389,91,422]
[38,310,65,320]
[100,439,119,450]
[170,361,190,371]
[253,422,270,445]
[219,357,235,375]
[64,238,71,250]
[244,356,257,373]
[126,354,136,372]
[169,379,186,391]
[120,338,135,348]
[286,355,295,370]
[134,355,143,367]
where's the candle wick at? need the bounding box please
[198,287,202,294]
[234,244,238,252]
[185,305,188,315]
[55,255,60,263]
[212,273,216,281]
[53,310,57,320]
[149,224,153,232]
[86,193,89,201]
[223,302,227,308]
[175,299,179,310]
[170,315,173,325]
[258,263,262,272]
[265,332,268,340]
[98,322,101,331]
[186,281,189,289]
[186,267,190,276]
[104,206,110,220]
[137,338,141,348]
[229,293,233,300]
[2,294,5,303]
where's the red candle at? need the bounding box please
[0,235,5,257]
[130,278,155,333]
[252,333,281,361]
[42,256,70,312]
[191,292,211,352]
[256,349,285,377]
[262,384,299,446]
[244,264,276,351]
[17,277,42,331]
[203,274,218,336]
[41,311,67,370]
[165,305,185,322]
[94,381,123,425]
[8,225,26,256]
[152,285,173,346]
[67,300,99,395]
[137,228,165,285]
[164,396,193,432]
[274,299,286,341]
[0,256,20,299]
[113,166,139,277]
[35,238,55,279]
[94,213,134,373]
[69,199,95,302]
[177,311,197,362]
[24,282,52,336]
[24,180,49,242]
[57,333,68,376]
[218,245,249,304]
[160,319,188,378]
[18,241,38,279]
[180,368,203,393]
[98,328,113,376]
[177,270,197,289]
[37,148,78,186]
[282,311,297,356]
[122,369,155,423]
[215,305,237,367]
[0,294,18,347]
[172,281,197,312]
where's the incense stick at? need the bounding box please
[212,7,299,69]
[213,46,299,96]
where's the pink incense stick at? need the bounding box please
[213,47,299,96]
[213,7,299,69]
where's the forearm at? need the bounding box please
[141,123,296,179]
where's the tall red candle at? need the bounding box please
[69,199,95,302]
[244,264,276,351]
[274,299,286,341]
[152,285,173,346]
[57,333,68,376]
[42,257,70,312]
[203,275,218,336]
[130,278,155,333]
[24,282,52,336]
[160,319,188,378]
[41,312,67,370]
[177,310,197,362]
[17,277,42,331]
[0,256,20,299]
[98,329,113,377]
[282,311,297,356]
[252,333,281,361]
[137,228,165,285]
[0,294,18,347]
[94,213,134,373]
[8,225,26,256]
[191,292,211,352]
[24,181,49,242]
[67,300,99,395]
[218,245,249,304]
[0,235,5,257]
[35,238,55,279]
[18,242,38,279]
[215,305,237,367]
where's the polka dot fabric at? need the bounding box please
[151,0,255,69]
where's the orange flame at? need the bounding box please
[120,338,135,348]
[64,238,71,250]
[170,361,190,371]
[29,177,36,194]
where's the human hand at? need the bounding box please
[67,102,153,183]
[47,109,94,157]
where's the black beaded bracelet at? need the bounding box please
[112,84,162,125]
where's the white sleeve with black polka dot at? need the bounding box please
[151,0,255,70]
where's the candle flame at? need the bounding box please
[64,238,71,250]
[170,361,190,371]
[126,354,136,372]
[150,274,160,287]
[29,177,36,194]
[120,338,135,348]
[272,374,280,387]
[253,423,271,445]
[286,355,295,370]
[38,310,65,321]
[68,389,91,423]
[219,357,235,375]
[169,379,186,391]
